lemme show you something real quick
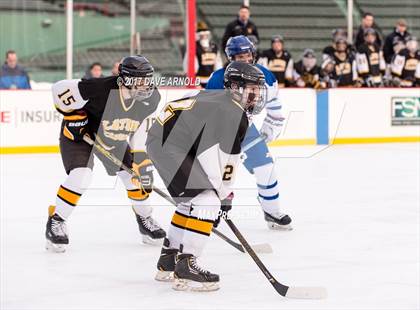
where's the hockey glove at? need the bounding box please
[260,114,284,143]
[214,192,234,228]
[131,151,154,194]
[62,110,89,142]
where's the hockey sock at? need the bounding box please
[117,170,152,217]
[169,190,220,256]
[54,167,92,220]
[253,163,281,214]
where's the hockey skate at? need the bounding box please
[45,214,69,253]
[173,254,220,292]
[134,213,166,245]
[155,238,178,282]
[264,211,293,230]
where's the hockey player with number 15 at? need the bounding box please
[45,56,166,252]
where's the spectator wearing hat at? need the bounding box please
[383,19,411,64]
[0,50,31,89]
[184,21,222,88]
[293,49,323,88]
[221,5,259,52]
[354,12,382,50]
[258,35,294,87]
[356,28,386,87]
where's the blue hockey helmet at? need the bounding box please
[225,35,256,63]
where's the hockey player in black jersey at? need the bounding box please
[391,36,420,87]
[356,28,386,87]
[258,35,294,87]
[328,37,361,87]
[146,62,266,291]
[45,56,166,252]
[294,49,323,89]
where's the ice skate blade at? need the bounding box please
[45,240,66,253]
[155,270,174,282]
[172,278,219,292]
[142,235,164,246]
[267,222,293,231]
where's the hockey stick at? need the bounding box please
[224,218,327,299]
[82,135,272,254]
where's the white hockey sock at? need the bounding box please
[117,170,152,217]
[253,163,281,215]
[169,190,220,256]
[54,167,92,220]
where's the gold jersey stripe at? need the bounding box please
[171,212,213,236]
[127,189,148,201]
[57,185,81,206]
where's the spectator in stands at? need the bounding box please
[391,36,420,87]
[184,21,222,88]
[83,62,104,79]
[0,50,31,89]
[383,19,411,64]
[294,49,322,89]
[354,12,382,50]
[258,35,294,87]
[221,4,259,52]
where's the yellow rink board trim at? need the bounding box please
[1,137,419,155]
[0,145,60,154]
[331,136,420,144]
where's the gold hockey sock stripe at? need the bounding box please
[127,188,149,201]
[48,205,56,216]
[57,185,81,206]
[171,211,213,236]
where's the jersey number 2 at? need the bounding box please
[223,165,234,181]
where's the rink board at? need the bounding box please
[0,88,419,154]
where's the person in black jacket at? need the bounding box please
[354,12,382,50]
[383,19,411,64]
[221,5,259,52]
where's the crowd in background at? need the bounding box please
[193,5,420,89]
[1,4,419,90]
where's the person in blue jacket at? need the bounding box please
[0,50,31,89]
[207,35,292,230]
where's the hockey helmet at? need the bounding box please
[406,36,418,53]
[224,61,266,115]
[118,55,154,101]
[225,35,256,63]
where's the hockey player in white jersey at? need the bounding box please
[46,56,166,252]
[207,35,292,230]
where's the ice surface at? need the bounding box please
[1,143,419,310]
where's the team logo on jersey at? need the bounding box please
[391,97,420,126]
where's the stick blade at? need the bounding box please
[250,243,273,254]
[285,286,327,299]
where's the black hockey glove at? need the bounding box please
[62,110,88,142]
[131,151,154,195]
[214,192,234,228]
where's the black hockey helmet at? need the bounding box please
[224,61,266,115]
[118,55,154,100]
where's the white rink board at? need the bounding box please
[0,88,318,149]
[328,88,420,139]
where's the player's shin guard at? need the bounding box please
[254,163,280,214]
[118,171,165,244]
[167,190,220,291]
[253,163,292,230]
[54,167,92,220]
[46,167,92,252]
